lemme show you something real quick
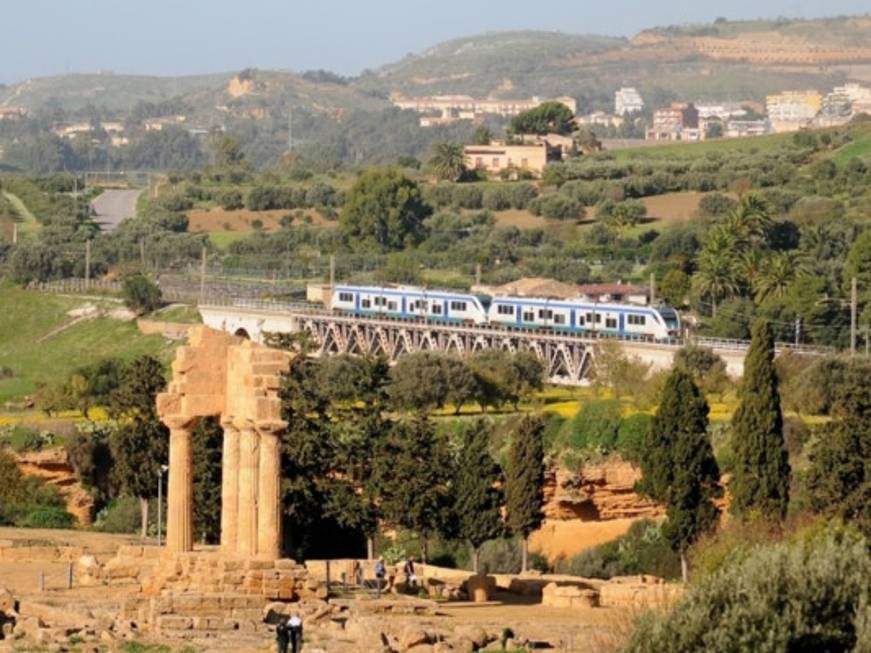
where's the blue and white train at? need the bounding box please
[329,284,681,340]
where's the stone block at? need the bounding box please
[157,616,192,631]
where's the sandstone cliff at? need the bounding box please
[531,458,664,561]
[14,449,93,526]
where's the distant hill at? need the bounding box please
[2,15,870,120]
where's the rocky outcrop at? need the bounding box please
[542,459,663,522]
[14,448,93,526]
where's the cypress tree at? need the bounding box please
[806,362,871,536]
[192,417,223,544]
[505,415,545,573]
[638,369,721,581]
[730,320,791,519]
[454,419,505,573]
[373,416,453,563]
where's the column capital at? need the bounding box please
[163,416,196,432]
[255,421,287,436]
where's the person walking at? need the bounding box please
[374,556,386,597]
[403,557,417,591]
[275,615,290,653]
[288,613,303,653]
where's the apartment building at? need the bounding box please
[766,91,822,131]
[615,87,644,116]
[695,102,747,121]
[646,102,701,141]
[392,94,577,126]
[0,107,26,121]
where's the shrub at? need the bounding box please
[0,425,54,452]
[0,366,13,379]
[482,187,512,211]
[616,414,653,462]
[217,189,243,210]
[94,496,142,533]
[121,273,163,315]
[477,537,548,574]
[553,520,680,580]
[529,194,583,220]
[20,506,75,529]
[697,192,736,217]
[623,524,870,652]
[451,185,484,210]
[510,182,538,209]
[564,400,623,452]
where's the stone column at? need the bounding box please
[166,422,194,553]
[236,421,260,556]
[256,427,282,560]
[220,418,241,554]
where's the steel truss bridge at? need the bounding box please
[198,300,829,385]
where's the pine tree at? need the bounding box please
[730,320,791,519]
[108,356,169,538]
[454,419,505,573]
[504,415,545,572]
[638,369,721,581]
[806,362,871,535]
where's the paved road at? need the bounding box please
[90,189,142,231]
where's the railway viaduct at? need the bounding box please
[195,302,811,384]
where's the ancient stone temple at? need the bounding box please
[156,326,294,559]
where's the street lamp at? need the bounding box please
[157,464,169,546]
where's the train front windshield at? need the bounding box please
[659,307,681,332]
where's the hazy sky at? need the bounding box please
[1,0,868,83]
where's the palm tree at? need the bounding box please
[754,251,801,302]
[695,248,740,317]
[737,247,766,290]
[428,143,466,182]
[730,194,772,242]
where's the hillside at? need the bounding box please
[2,15,870,120]
[0,284,177,403]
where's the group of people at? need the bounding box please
[274,557,420,652]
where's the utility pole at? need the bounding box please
[328,253,336,300]
[649,272,656,305]
[139,240,146,269]
[475,263,482,286]
[199,246,207,304]
[85,240,91,288]
[12,223,18,245]
[850,276,857,356]
[794,317,800,347]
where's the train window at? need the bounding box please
[577,316,585,326]
[627,315,646,326]
[388,301,397,311]
[338,292,354,303]
[374,297,386,307]
[586,313,602,323]
[431,304,442,314]
[606,317,617,329]
[497,305,514,315]
[522,311,535,322]
[538,309,553,320]
[361,299,371,309]
[450,301,467,311]
[554,314,566,325]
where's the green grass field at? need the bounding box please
[830,130,871,166]
[0,283,177,403]
[208,231,249,250]
[610,131,797,161]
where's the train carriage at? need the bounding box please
[331,285,490,325]
[329,284,680,340]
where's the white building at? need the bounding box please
[695,102,747,121]
[725,120,771,138]
[576,111,623,128]
[615,87,644,116]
